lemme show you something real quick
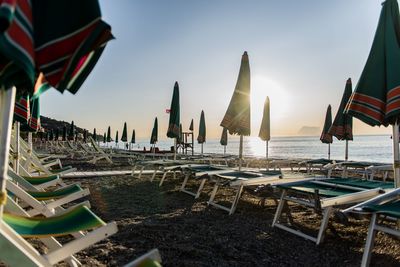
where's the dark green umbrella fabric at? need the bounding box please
[103,132,106,143]
[68,121,75,139]
[131,129,136,144]
[197,110,206,144]
[62,125,67,141]
[121,122,128,142]
[320,105,333,144]
[259,96,271,142]
[167,81,180,138]
[346,0,400,126]
[189,119,194,131]
[55,128,59,141]
[179,123,183,143]
[150,117,158,144]
[93,128,97,141]
[220,127,228,146]
[107,126,111,142]
[13,94,30,125]
[83,130,87,142]
[328,79,353,140]
[220,51,251,136]
[115,131,119,143]
[28,75,49,132]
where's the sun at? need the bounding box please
[251,75,290,135]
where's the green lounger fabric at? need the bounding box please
[218,171,281,179]
[22,174,59,185]
[27,184,83,200]
[188,165,227,172]
[4,206,105,237]
[50,166,73,174]
[328,178,394,190]
[363,199,400,219]
[278,182,357,197]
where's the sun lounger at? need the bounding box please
[271,178,393,245]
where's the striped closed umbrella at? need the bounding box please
[220,127,228,155]
[14,95,30,126]
[220,51,251,170]
[150,117,158,146]
[320,105,333,159]
[259,96,271,165]
[28,96,41,132]
[329,79,353,160]
[345,0,400,187]
[197,110,206,154]
[167,81,180,159]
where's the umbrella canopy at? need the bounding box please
[83,129,88,142]
[220,51,251,136]
[131,129,136,144]
[320,105,333,144]
[167,81,180,138]
[197,110,206,144]
[150,117,158,144]
[179,123,183,143]
[189,119,194,131]
[259,96,271,142]
[93,128,97,141]
[121,122,128,142]
[220,127,228,146]
[13,95,30,125]
[28,96,40,132]
[54,128,59,141]
[69,121,75,139]
[103,132,106,143]
[62,125,67,141]
[328,79,353,140]
[107,126,111,142]
[115,130,119,143]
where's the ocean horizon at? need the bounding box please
[102,134,393,164]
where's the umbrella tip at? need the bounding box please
[346,78,352,84]
[243,51,248,55]
[174,81,179,86]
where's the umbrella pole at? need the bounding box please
[174,138,177,160]
[266,140,269,170]
[345,140,348,161]
[239,135,243,171]
[201,143,203,155]
[224,145,226,156]
[392,122,400,188]
[0,87,16,219]
[328,143,331,160]
[14,121,20,174]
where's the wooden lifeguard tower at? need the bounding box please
[177,131,194,155]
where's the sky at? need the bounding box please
[41,0,392,140]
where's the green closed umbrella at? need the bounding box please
[103,132,106,144]
[220,51,251,170]
[130,129,136,150]
[328,79,353,160]
[259,96,271,166]
[167,81,180,159]
[345,0,400,187]
[28,96,41,132]
[121,122,128,142]
[69,121,75,140]
[62,125,67,141]
[93,128,97,142]
[115,130,119,148]
[107,126,111,143]
[189,119,194,132]
[220,127,228,155]
[83,130,88,143]
[55,128,59,141]
[197,110,206,154]
[320,105,333,159]
[150,118,158,151]
[49,129,54,141]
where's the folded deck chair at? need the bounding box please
[272,178,393,245]
[0,204,118,266]
[132,159,189,180]
[207,170,312,215]
[123,249,162,267]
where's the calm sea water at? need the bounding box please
[104,135,394,164]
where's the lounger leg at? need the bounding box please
[272,190,287,227]
[41,237,81,266]
[180,174,190,191]
[173,171,176,179]
[207,184,220,206]
[195,179,207,199]
[159,171,169,187]
[138,166,144,179]
[316,207,333,245]
[131,165,137,177]
[361,213,377,267]
[229,185,244,215]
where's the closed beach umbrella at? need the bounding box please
[220,127,228,155]
[69,121,75,140]
[179,123,183,144]
[259,96,271,166]
[320,105,333,159]
[220,51,251,170]
[49,129,54,141]
[62,125,67,141]
[328,79,353,160]
[93,128,97,141]
[121,122,128,142]
[115,130,119,148]
[55,128,59,141]
[197,110,206,154]
[345,0,400,187]
[150,117,158,146]
[28,96,41,132]
[107,126,111,143]
[131,129,136,144]
[14,94,30,126]
[189,119,194,132]
[167,82,180,159]
[83,130,88,143]
[103,132,106,144]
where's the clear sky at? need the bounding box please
[41,0,391,139]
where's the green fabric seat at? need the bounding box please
[50,165,73,174]
[189,165,226,172]
[3,205,105,237]
[22,174,59,185]
[328,178,394,190]
[218,171,281,179]
[363,199,400,219]
[27,184,83,200]
[278,181,358,197]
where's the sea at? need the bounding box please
[103,135,394,164]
